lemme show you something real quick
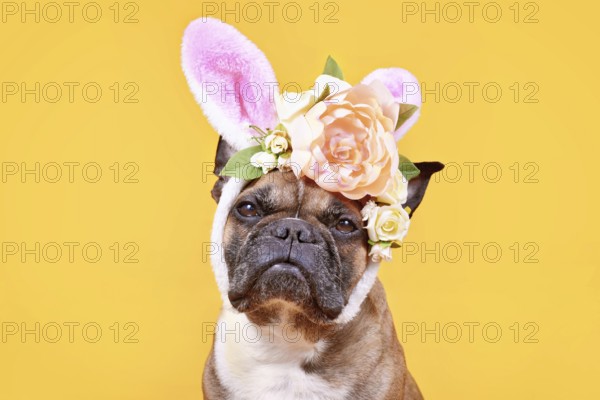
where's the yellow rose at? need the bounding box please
[377,169,408,205]
[364,204,410,243]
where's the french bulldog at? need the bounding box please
[181,17,443,400]
[204,139,442,400]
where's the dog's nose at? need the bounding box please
[269,219,317,244]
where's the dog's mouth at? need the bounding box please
[261,262,308,283]
[228,257,344,321]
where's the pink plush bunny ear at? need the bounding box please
[361,68,422,141]
[182,18,278,150]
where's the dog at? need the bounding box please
[182,17,443,400]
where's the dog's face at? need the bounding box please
[223,170,369,325]
[212,138,443,328]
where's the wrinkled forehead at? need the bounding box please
[237,171,363,218]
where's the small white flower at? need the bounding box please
[377,169,409,205]
[369,243,392,263]
[250,151,278,174]
[361,200,378,221]
[264,130,290,154]
[364,203,410,243]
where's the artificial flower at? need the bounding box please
[276,75,400,199]
[264,130,289,154]
[369,243,393,262]
[361,200,378,221]
[363,203,410,243]
[377,169,409,205]
[250,151,277,174]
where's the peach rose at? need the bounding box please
[276,75,400,199]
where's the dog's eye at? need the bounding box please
[335,218,356,233]
[237,201,259,218]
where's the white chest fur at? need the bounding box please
[213,308,349,400]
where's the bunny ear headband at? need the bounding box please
[182,18,439,322]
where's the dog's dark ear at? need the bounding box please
[211,137,236,203]
[404,162,444,217]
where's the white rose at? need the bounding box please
[369,243,392,263]
[364,204,410,243]
[275,90,318,126]
[264,130,289,154]
[377,169,408,205]
[250,151,278,174]
[274,77,352,127]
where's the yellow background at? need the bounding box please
[1,1,599,399]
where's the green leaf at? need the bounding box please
[315,84,331,103]
[395,103,419,131]
[379,241,393,249]
[220,145,264,180]
[323,56,344,80]
[398,154,420,182]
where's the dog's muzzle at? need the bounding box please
[227,218,346,320]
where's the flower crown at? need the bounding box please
[220,57,421,263]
